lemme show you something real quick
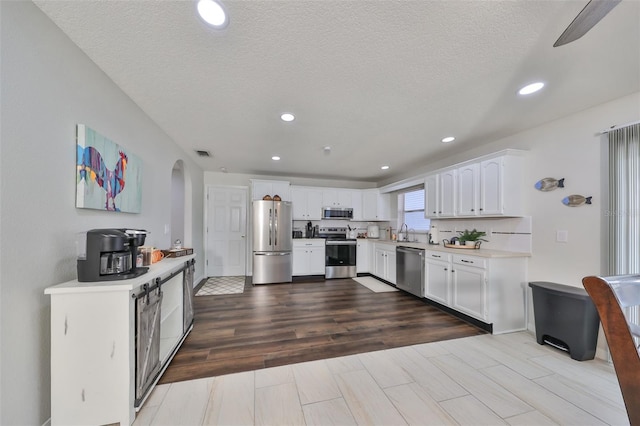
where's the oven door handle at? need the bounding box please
[326,240,357,246]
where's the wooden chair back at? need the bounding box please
[582,275,640,425]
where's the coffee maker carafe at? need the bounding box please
[77,229,149,282]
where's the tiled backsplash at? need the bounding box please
[432,216,532,253]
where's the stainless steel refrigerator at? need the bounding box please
[252,200,293,284]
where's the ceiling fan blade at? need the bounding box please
[554,0,621,47]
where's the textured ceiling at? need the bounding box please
[34,0,640,183]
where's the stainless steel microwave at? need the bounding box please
[322,207,353,220]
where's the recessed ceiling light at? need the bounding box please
[381,165,390,170]
[518,82,545,95]
[197,0,229,28]
[280,113,295,122]
[272,156,281,161]
[441,136,455,143]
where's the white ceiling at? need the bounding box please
[34,0,640,183]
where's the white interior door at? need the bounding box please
[206,186,247,277]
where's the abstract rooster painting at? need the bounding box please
[76,124,142,213]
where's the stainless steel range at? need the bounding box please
[319,227,357,279]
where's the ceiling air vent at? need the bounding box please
[195,150,212,157]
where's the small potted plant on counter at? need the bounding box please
[457,229,488,248]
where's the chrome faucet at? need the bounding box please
[398,223,408,241]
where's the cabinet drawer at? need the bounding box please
[293,239,325,249]
[452,255,486,269]
[425,251,451,262]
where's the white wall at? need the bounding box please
[0,2,205,425]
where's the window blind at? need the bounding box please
[608,123,640,347]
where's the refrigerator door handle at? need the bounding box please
[274,207,278,247]
[269,208,272,246]
[254,252,290,256]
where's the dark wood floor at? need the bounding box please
[159,277,486,384]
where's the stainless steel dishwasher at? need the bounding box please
[396,246,425,297]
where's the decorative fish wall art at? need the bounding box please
[562,195,593,207]
[534,177,565,191]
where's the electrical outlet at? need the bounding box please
[164,224,170,235]
[556,230,568,243]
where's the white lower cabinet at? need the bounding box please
[452,257,487,321]
[424,251,527,334]
[292,240,325,276]
[424,251,451,304]
[373,243,396,284]
[356,239,371,273]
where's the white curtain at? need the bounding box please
[608,123,640,340]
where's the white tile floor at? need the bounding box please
[134,332,629,425]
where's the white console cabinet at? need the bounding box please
[44,256,195,426]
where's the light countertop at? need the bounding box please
[45,254,195,295]
[357,239,530,258]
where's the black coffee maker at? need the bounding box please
[77,228,149,282]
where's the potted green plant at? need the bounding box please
[457,229,488,247]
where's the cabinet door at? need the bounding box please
[306,189,323,220]
[439,170,456,216]
[457,163,479,216]
[425,259,451,306]
[292,246,309,276]
[362,190,378,220]
[374,249,386,279]
[480,157,503,215]
[356,240,369,273]
[291,187,308,220]
[271,181,291,201]
[252,181,272,201]
[452,265,487,321]
[338,190,353,207]
[424,174,439,218]
[386,250,396,284]
[322,189,337,206]
[309,247,326,275]
[351,191,363,221]
[377,193,391,220]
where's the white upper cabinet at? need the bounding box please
[479,157,503,215]
[362,189,391,221]
[424,150,525,218]
[251,179,291,201]
[322,189,353,207]
[291,186,323,220]
[351,190,364,221]
[424,174,439,218]
[457,163,480,216]
[439,169,456,217]
[479,154,525,216]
